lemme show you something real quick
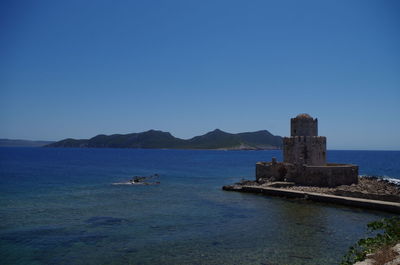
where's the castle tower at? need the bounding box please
[291,113,318,136]
[256,114,357,187]
[283,114,326,166]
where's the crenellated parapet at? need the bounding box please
[283,136,326,144]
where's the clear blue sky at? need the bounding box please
[1,0,399,150]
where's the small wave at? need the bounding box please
[359,175,400,186]
[112,181,160,186]
[383,177,400,185]
[112,182,143,185]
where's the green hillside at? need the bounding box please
[46,129,282,150]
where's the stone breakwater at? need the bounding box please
[223,177,400,213]
[287,177,400,203]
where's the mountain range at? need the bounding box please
[46,129,282,150]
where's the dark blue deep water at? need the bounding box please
[1,148,399,265]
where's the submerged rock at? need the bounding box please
[85,216,129,226]
[112,174,161,185]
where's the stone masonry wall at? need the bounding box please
[283,136,326,166]
[291,117,318,136]
[255,161,294,183]
[255,162,358,187]
[296,164,359,187]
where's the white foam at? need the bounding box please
[112,182,143,185]
[359,175,400,186]
[384,177,400,185]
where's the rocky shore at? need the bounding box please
[225,176,400,203]
[355,243,400,265]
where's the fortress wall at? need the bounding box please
[296,164,359,187]
[256,162,359,187]
[256,161,294,182]
[283,136,326,166]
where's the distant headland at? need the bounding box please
[0,139,54,147]
[45,129,282,150]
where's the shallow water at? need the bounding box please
[0,148,399,264]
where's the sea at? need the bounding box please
[1,147,400,265]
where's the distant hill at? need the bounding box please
[46,129,282,150]
[0,139,54,147]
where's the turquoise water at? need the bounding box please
[1,148,399,265]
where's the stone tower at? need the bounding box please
[283,114,326,166]
[290,113,318,136]
[256,114,358,187]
